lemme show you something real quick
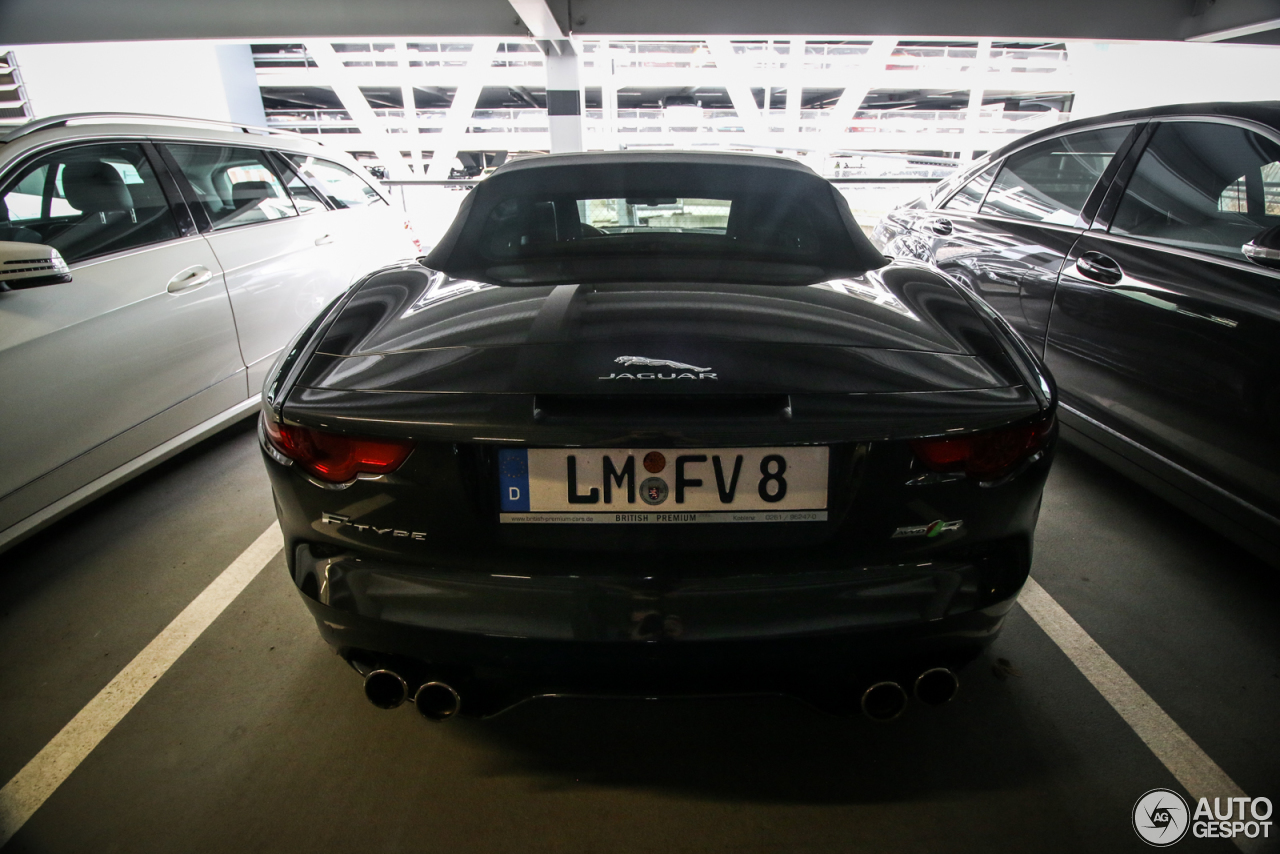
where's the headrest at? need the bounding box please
[232,180,277,201]
[62,161,134,214]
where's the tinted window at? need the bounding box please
[1111,121,1280,259]
[0,142,179,263]
[579,198,731,234]
[479,194,820,261]
[941,163,998,213]
[980,126,1130,225]
[286,156,385,209]
[164,144,298,230]
[275,159,328,215]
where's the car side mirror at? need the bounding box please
[1242,225,1280,271]
[0,241,72,291]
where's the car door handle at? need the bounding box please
[314,234,334,246]
[930,219,954,236]
[166,265,214,293]
[1074,252,1123,285]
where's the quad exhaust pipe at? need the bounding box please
[361,669,461,721]
[414,681,462,722]
[365,662,953,723]
[861,681,909,722]
[860,667,959,721]
[913,667,959,707]
[363,669,409,709]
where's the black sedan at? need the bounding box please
[260,151,1057,722]
[873,102,1280,568]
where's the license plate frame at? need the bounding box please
[497,446,828,524]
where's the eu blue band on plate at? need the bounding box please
[498,448,530,512]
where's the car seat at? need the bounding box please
[0,197,43,244]
[50,161,143,261]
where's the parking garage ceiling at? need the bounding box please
[1,0,1278,44]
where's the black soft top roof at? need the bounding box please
[422,150,887,286]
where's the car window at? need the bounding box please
[275,160,328,215]
[0,142,180,264]
[979,126,1130,225]
[285,155,386,209]
[163,144,299,230]
[1219,162,1280,214]
[940,163,998,213]
[1111,122,1280,260]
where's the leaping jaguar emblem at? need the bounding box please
[614,356,712,372]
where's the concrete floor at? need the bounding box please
[1,418,1277,853]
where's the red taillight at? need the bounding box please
[264,418,413,483]
[910,414,1054,482]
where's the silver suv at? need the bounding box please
[0,113,422,551]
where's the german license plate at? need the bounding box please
[498,447,828,524]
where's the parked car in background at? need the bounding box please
[0,113,421,552]
[261,151,1058,722]
[872,102,1280,567]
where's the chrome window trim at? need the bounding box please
[1143,114,1280,149]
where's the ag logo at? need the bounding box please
[1133,788,1190,846]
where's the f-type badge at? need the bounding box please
[599,355,717,381]
[892,519,964,539]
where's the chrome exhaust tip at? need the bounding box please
[860,681,908,722]
[414,681,461,722]
[914,667,959,706]
[363,669,408,710]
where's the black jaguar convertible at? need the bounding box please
[259,151,1057,721]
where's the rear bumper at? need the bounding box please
[292,543,1027,714]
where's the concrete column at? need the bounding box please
[959,38,993,162]
[784,39,802,140]
[545,44,582,153]
[601,45,619,151]
[13,41,265,125]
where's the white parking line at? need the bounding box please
[0,522,283,848]
[1019,577,1263,854]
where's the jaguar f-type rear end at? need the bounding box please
[260,152,1056,720]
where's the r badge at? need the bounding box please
[891,519,964,539]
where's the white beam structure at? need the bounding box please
[508,0,566,40]
[307,41,413,179]
[705,38,768,142]
[818,37,897,164]
[425,39,501,179]
[960,38,993,162]
[784,39,802,139]
[1186,15,1280,41]
[252,36,1081,179]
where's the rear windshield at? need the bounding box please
[479,194,822,263]
[424,156,885,286]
